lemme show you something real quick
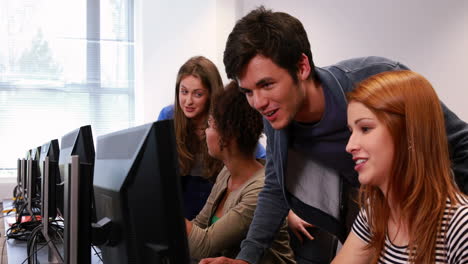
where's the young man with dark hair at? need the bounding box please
[201,6,468,264]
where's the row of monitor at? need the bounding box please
[15,120,190,264]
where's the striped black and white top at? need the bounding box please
[352,196,468,263]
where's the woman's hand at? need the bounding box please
[185,218,193,235]
[288,210,314,243]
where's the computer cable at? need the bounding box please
[6,212,42,242]
[48,221,64,244]
[2,208,15,215]
[14,202,28,225]
[20,235,53,264]
[29,221,63,264]
[91,244,103,263]
[25,219,65,264]
[5,220,41,242]
[12,185,19,199]
[26,223,44,264]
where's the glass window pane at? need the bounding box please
[0,0,134,176]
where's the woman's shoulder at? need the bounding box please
[246,167,265,182]
[444,195,468,260]
[252,166,265,179]
[446,194,468,210]
[239,167,266,193]
[446,195,468,222]
[215,166,230,182]
[443,194,468,238]
[157,104,175,120]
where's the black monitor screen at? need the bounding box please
[23,149,31,193]
[58,126,94,175]
[39,139,60,220]
[30,147,41,161]
[39,140,60,166]
[93,120,189,264]
[16,159,21,188]
[58,125,95,214]
[59,125,95,264]
[27,146,41,206]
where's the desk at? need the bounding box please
[3,199,101,264]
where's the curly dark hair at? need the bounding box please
[223,6,316,82]
[211,81,263,157]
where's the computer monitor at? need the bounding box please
[22,149,31,195]
[39,139,60,220]
[15,158,23,194]
[12,147,42,232]
[58,125,95,215]
[14,146,42,221]
[16,159,21,187]
[25,149,32,159]
[93,120,189,264]
[14,158,26,210]
[30,147,41,160]
[27,146,41,211]
[59,125,95,264]
[38,139,63,262]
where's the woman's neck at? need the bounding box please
[190,115,207,139]
[385,192,403,222]
[191,114,206,128]
[223,155,263,191]
[380,185,404,228]
[386,193,409,246]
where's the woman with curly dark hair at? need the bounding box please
[185,81,295,264]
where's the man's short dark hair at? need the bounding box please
[223,6,316,82]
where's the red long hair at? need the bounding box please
[347,70,462,263]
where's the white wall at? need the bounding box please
[136,0,467,123]
[238,0,468,120]
[136,0,222,124]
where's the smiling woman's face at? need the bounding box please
[178,75,210,121]
[346,101,395,193]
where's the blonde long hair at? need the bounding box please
[174,56,223,179]
[347,70,462,263]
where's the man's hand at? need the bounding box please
[199,257,249,264]
[288,210,314,243]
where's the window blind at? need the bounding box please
[0,0,135,177]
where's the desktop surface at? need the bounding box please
[2,199,101,264]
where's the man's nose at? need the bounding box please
[252,91,267,111]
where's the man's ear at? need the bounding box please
[297,53,311,81]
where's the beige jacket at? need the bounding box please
[189,166,295,263]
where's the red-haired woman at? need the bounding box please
[333,70,468,263]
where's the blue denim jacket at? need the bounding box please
[237,56,468,264]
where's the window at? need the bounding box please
[0,0,135,177]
